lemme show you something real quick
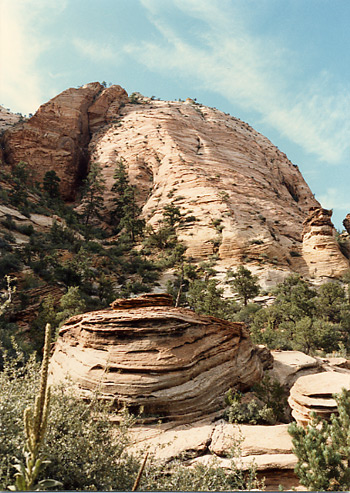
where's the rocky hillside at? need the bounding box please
[1,83,349,286]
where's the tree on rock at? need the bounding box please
[228,265,259,306]
[111,159,144,241]
[43,170,61,199]
[80,162,106,226]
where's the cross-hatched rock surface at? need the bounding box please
[49,296,263,422]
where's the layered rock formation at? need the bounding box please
[129,419,299,490]
[288,372,350,426]
[0,105,22,133]
[301,207,349,278]
[88,94,323,283]
[1,83,348,281]
[2,83,128,199]
[49,295,263,422]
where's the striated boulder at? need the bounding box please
[301,207,349,278]
[49,296,263,422]
[288,372,350,426]
[1,83,128,199]
[110,293,173,309]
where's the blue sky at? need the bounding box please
[1,0,349,228]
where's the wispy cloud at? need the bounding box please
[132,0,350,165]
[0,0,65,115]
[73,38,120,63]
[319,188,350,212]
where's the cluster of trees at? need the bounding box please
[170,262,350,357]
[251,274,350,355]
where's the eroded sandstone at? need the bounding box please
[301,207,349,278]
[49,296,263,422]
[288,372,350,426]
[1,84,347,281]
[2,83,128,199]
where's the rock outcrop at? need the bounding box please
[130,419,299,491]
[88,95,322,284]
[1,83,128,199]
[288,372,350,426]
[49,296,263,422]
[269,350,323,389]
[269,350,350,390]
[1,83,347,282]
[343,213,350,235]
[110,293,173,309]
[301,207,349,278]
[0,105,22,134]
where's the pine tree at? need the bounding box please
[80,162,106,226]
[111,159,144,241]
[228,265,259,306]
[43,170,61,199]
[289,389,350,491]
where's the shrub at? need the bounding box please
[289,389,350,491]
[224,374,289,425]
[223,390,276,425]
[0,253,21,277]
[143,455,262,491]
[0,343,140,491]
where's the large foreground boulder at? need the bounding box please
[49,294,263,422]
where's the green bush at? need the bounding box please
[224,374,289,425]
[223,390,276,425]
[0,344,140,491]
[289,389,350,491]
[0,253,21,277]
[142,455,261,491]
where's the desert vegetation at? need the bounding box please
[2,159,350,491]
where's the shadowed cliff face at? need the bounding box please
[1,84,349,280]
[1,83,128,200]
[49,294,263,423]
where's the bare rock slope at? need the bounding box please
[49,294,263,423]
[2,84,348,280]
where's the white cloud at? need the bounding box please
[319,188,350,212]
[0,0,65,115]
[132,0,350,165]
[73,38,120,63]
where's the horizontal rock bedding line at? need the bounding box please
[49,296,263,422]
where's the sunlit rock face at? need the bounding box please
[49,294,263,423]
[301,207,349,278]
[2,83,347,281]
